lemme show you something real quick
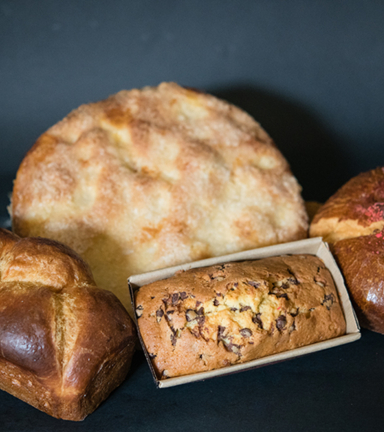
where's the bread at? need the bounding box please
[310,167,384,243]
[135,255,345,379]
[309,167,384,334]
[11,82,308,316]
[0,228,137,421]
[333,232,384,334]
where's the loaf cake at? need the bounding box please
[0,229,137,420]
[11,82,308,316]
[135,255,346,379]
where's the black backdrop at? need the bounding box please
[0,1,383,431]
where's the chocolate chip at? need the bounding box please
[290,308,299,317]
[240,306,251,312]
[197,307,204,315]
[196,301,202,308]
[252,313,263,329]
[190,327,200,338]
[234,282,239,288]
[170,334,177,346]
[240,328,252,338]
[148,353,157,359]
[186,309,197,322]
[162,295,171,308]
[151,296,155,300]
[222,340,241,355]
[269,287,289,300]
[196,315,205,326]
[246,280,260,288]
[213,299,220,306]
[230,307,238,312]
[217,325,226,341]
[199,354,203,359]
[172,293,180,305]
[322,294,334,310]
[276,315,287,331]
[166,310,175,315]
[287,277,299,285]
[180,292,188,300]
[156,308,164,323]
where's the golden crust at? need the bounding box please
[135,255,345,379]
[310,167,384,243]
[0,229,136,421]
[12,82,308,315]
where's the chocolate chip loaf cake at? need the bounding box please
[135,255,346,379]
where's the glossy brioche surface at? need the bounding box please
[135,255,345,379]
[12,82,308,315]
[310,167,384,243]
[334,232,384,334]
[0,229,136,421]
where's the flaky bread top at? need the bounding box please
[12,83,308,314]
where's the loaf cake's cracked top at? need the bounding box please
[135,255,345,378]
[11,82,308,315]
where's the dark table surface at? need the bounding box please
[1,1,384,431]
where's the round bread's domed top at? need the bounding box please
[310,167,384,243]
[12,82,308,314]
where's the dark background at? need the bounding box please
[0,1,383,431]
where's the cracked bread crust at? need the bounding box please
[135,255,345,379]
[0,229,137,421]
[12,82,308,316]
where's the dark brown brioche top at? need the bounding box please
[310,167,384,243]
[333,231,384,334]
[0,229,136,419]
[312,167,384,227]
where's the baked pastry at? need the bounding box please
[310,167,384,243]
[333,232,384,334]
[0,229,136,421]
[11,82,308,315]
[135,255,345,379]
[309,168,384,334]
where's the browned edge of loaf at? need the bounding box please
[0,228,137,421]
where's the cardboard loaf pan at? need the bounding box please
[128,237,360,388]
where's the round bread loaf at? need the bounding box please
[11,82,308,315]
[310,167,384,243]
[0,229,136,420]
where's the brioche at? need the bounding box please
[0,229,136,420]
[11,83,308,316]
[310,167,384,243]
